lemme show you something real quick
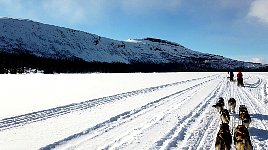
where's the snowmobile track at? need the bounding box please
[1,73,268,150]
[234,77,268,150]
[152,77,225,149]
[189,79,229,150]
[41,75,220,149]
[0,75,217,131]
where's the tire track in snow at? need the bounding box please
[263,78,268,104]
[225,80,244,150]
[236,81,268,150]
[244,76,265,104]
[246,75,268,107]
[238,75,267,115]
[176,77,228,150]
[100,84,203,150]
[100,76,217,150]
[151,76,225,150]
[244,75,262,89]
[0,75,217,132]
[41,75,220,150]
[239,91,267,127]
[236,88,261,149]
[194,79,230,150]
[191,76,265,150]
[221,80,238,139]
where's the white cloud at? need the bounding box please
[42,0,85,23]
[120,0,182,15]
[249,57,266,64]
[0,0,39,20]
[248,0,268,24]
[0,0,182,24]
[41,0,111,24]
[234,55,267,64]
[240,57,267,64]
[0,0,21,10]
[0,0,112,24]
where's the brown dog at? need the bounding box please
[234,125,253,150]
[228,98,236,113]
[215,123,232,150]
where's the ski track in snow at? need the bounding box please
[236,82,268,150]
[177,78,226,150]
[1,73,268,150]
[230,75,268,150]
[0,75,216,132]
[41,75,220,149]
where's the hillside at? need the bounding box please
[0,17,265,72]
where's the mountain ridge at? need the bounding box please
[0,17,266,72]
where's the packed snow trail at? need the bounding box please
[236,79,268,150]
[41,74,220,149]
[0,75,217,132]
[0,73,268,150]
[0,74,218,149]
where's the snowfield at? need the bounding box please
[0,72,268,150]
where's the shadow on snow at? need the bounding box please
[251,114,268,121]
[249,127,268,141]
[249,114,268,141]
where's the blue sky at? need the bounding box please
[1,0,268,64]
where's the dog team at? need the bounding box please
[213,97,252,150]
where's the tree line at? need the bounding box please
[0,50,266,74]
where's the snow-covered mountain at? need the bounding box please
[0,17,264,71]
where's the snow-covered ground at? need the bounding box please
[0,72,268,150]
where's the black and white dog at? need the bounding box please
[239,105,251,128]
[220,109,230,124]
[228,98,236,113]
[213,97,225,113]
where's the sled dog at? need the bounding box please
[239,105,248,116]
[240,112,251,128]
[228,98,236,113]
[239,105,248,119]
[220,109,230,124]
[239,105,251,128]
[215,123,232,150]
[213,97,225,113]
[218,97,225,107]
[234,125,253,150]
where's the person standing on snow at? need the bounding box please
[237,71,243,86]
[229,71,234,81]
